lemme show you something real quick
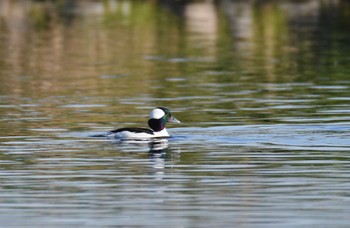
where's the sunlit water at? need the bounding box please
[1,1,350,227]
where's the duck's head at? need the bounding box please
[148,107,180,132]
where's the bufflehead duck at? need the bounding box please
[108,107,180,139]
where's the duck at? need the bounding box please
[108,107,180,139]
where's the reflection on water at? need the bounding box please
[1,0,350,227]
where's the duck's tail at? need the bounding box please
[90,130,115,137]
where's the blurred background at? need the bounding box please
[1,0,350,128]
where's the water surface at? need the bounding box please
[1,0,350,227]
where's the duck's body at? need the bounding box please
[109,107,180,139]
[110,127,169,139]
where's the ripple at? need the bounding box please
[28,128,68,132]
[171,123,350,151]
[61,104,107,108]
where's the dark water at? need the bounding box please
[1,0,350,227]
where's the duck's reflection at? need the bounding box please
[149,139,181,162]
[148,138,169,159]
[148,139,180,179]
[110,138,180,181]
[112,138,180,164]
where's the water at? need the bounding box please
[1,0,350,227]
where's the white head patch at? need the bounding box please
[149,108,165,119]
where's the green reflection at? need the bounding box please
[0,0,350,133]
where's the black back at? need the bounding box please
[108,128,154,135]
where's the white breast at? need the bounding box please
[152,128,169,137]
